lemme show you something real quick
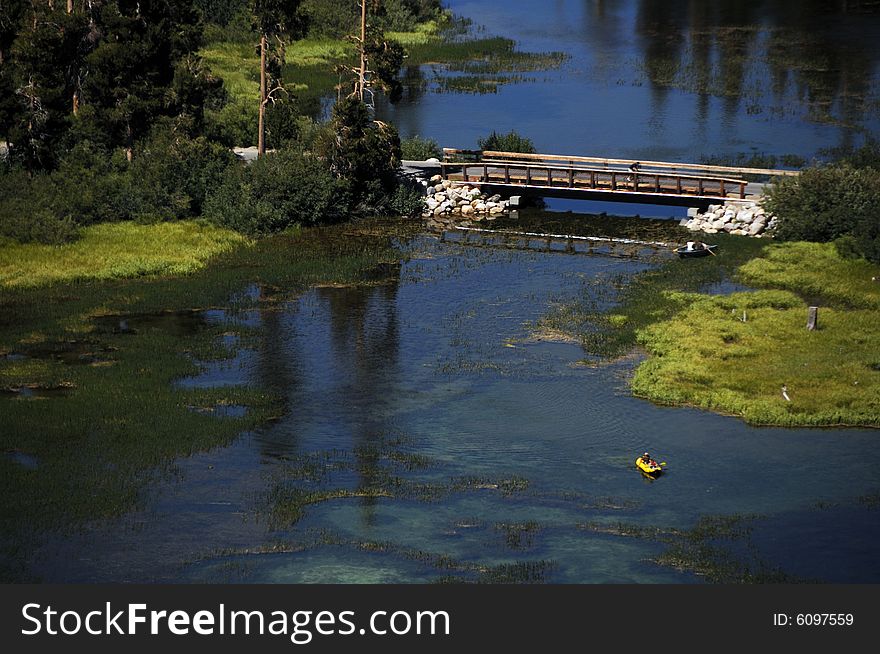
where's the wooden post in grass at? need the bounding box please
[807,306,819,331]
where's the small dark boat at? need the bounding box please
[675,244,717,258]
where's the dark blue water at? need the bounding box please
[26,2,880,583]
[380,0,880,164]
[32,235,880,583]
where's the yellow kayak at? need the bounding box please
[636,457,663,476]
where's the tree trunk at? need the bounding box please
[258,33,267,157]
[68,1,79,115]
[358,0,367,101]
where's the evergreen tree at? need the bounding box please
[6,2,88,169]
[0,1,27,149]
[318,95,401,210]
[78,1,206,160]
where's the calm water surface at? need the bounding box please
[32,229,880,583]
[27,1,880,583]
[380,0,880,162]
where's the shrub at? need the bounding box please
[205,149,349,235]
[122,124,236,221]
[204,100,259,147]
[477,130,536,154]
[0,169,79,244]
[380,0,443,31]
[266,98,302,149]
[389,177,426,216]
[401,135,440,160]
[50,141,129,225]
[764,163,880,262]
[302,0,359,38]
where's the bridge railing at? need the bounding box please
[439,160,749,199]
[442,148,483,163]
[479,150,801,179]
[442,148,801,180]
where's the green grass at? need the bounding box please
[538,234,768,358]
[631,242,880,427]
[0,221,247,288]
[201,41,261,102]
[540,235,880,427]
[386,19,446,46]
[632,290,880,426]
[201,26,567,123]
[739,241,880,309]
[0,220,404,580]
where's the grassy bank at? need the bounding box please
[0,220,404,580]
[632,289,880,426]
[538,234,768,358]
[542,237,880,427]
[632,242,880,426]
[202,19,567,136]
[0,222,246,288]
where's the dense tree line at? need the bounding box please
[0,0,432,244]
[1,1,220,169]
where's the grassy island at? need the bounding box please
[544,238,880,427]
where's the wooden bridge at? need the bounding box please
[440,149,800,206]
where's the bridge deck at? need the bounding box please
[439,149,797,204]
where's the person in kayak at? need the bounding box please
[640,452,656,467]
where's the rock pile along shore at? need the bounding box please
[420,175,511,229]
[683,201,778,237]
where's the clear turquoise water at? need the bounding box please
[28,1,880,583]
[33,232,880,583]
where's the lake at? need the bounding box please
[30,220,880,583]
[16,0,880,583]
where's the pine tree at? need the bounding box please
[6,2,87,169]
[78,0,206,160]
[0,1,27,149]
[319,95,401,210]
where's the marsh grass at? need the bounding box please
[538,234,768,359]
[0,221,401,580]
[200,41,261,101]
[632,242,880,427]
[202,28,567,121]
[738,242,880,309]
[652,515,801,583]
[258,431,530,530]
[494,521,541,550]
[200,531,556,583]
[0,222,246,288]
[579,513,801,583]
[632,289,880,427]
[539,235,880,427]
